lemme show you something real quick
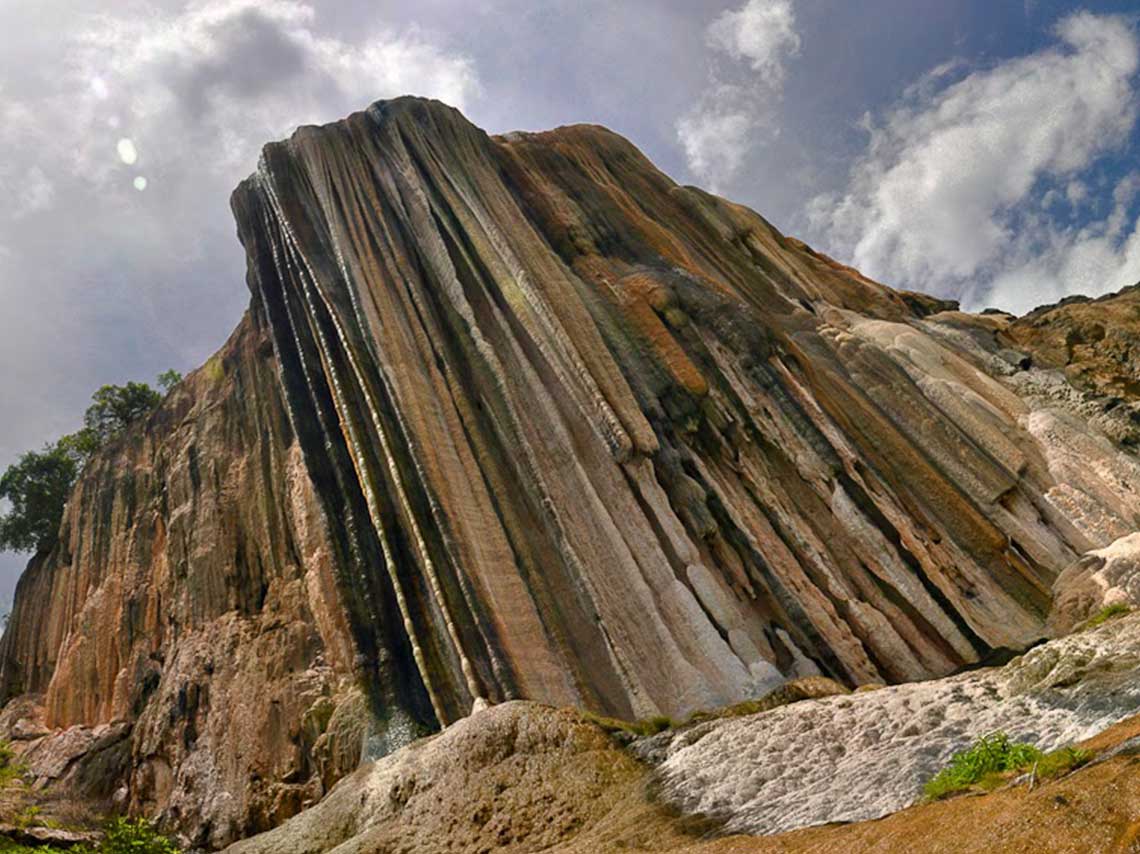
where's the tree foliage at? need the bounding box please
[81,382,164,448]
[0,373,176,554]
[0,443,79,553]
[157,369,182,392]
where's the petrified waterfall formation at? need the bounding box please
[2,97,1139,844]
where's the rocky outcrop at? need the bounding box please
[1007,284,1140,412]
[223,702,649,854]
[1,97,1139,845]
[1051,533,1140,634]
[222,614,1140,852]
[647,611,1140,835]
[0,316,369,847]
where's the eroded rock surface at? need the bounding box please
[648,613,1140,835]
[0,317,370,848]
[1051,533,1140,634]
[222,615,1140,852]
[223,701,647,854]
[1,97,1139,844]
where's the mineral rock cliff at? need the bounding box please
[1,97,1138,846]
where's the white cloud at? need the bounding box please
[677,0,800,191]
[69,0,480,179]
[809,12,1140,312]
[706,0,800,87]
[0,0,479,218]
[0,0,481,506]
[677,89,753,193]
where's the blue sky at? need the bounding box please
[1,0,1139,602]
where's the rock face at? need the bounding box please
[222,614,1140,853]
[1051,533,1140,634]
[1,97,1139,845]
[223,701,649,854]
[1006,284,1140,412]
[0,315,369,845]
[647,612,1140,836]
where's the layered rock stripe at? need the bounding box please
[2,97,1138,844]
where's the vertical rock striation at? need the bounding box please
[2,97,1138,845]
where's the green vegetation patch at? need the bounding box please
[580,710,675,738]
[0,373,178,553]
[0,818,180,854]
[0,739,27,787]
[93,818,180,854]
[923,732,1093,801]
[1084,603,1132,630]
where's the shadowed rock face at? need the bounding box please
[1,97,1138,846]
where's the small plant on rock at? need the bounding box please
[94,818,180,854]
[1036,745,1093,779]
[581,710,676,738]
[65,816,181,848]
[923,732,1042,800]
[923,732,1094,801]
[0,739,27,787]
[1084,603,1131,630]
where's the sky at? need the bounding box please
[2,0,1139,602]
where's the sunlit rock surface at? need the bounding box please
[1051,533,1140,634]
[1,97,1138,845]
[647,612,1140,835]
[221,615,1140,852]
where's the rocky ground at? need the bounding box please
[221,611,1140,853]
[0,764,102,850]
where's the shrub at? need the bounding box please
[0,373,175,554]
[0,444,80,553]
[923,732,1043,800]
[923,732,1094,801]
[156,370,182,393]
[57,816,181,848]
[80,383,163,449]
[92,817,180,854]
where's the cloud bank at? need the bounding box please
[0,0,478,455]
[808,12,1140,313]
[677,0,800,191]
[1,0,478,206]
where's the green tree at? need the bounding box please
[0,442,79,553]
[0,372,175,554]
[82,381,163,447]
[157,369,182,392]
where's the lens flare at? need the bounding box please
[117,138,138,165]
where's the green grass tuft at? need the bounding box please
[923,732,1094,801]
[91,817,180,854]
[1084,603,1131,629]
[1036,745,1094,779]
[923,732,1041,800]
[0,739,27,787]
